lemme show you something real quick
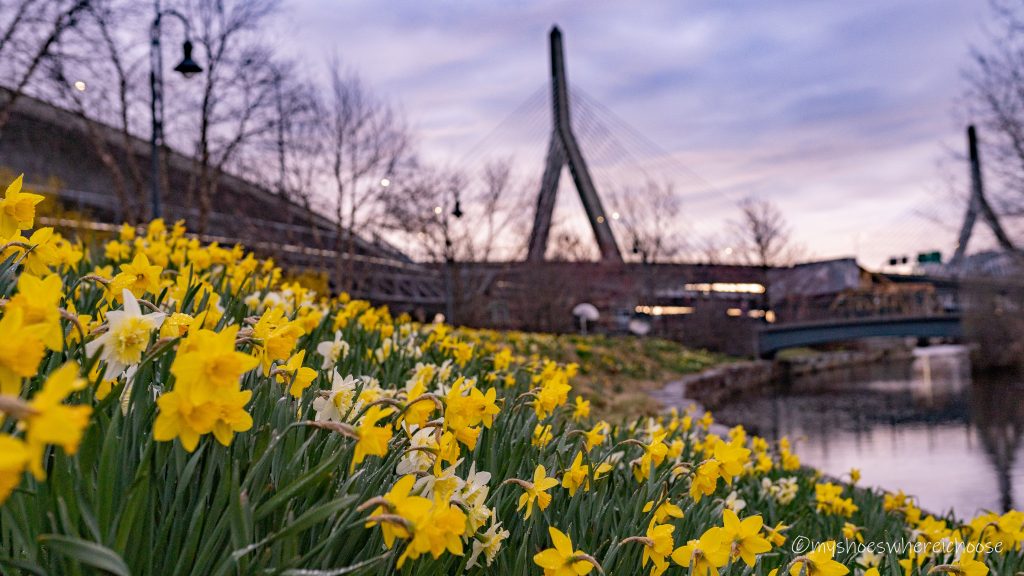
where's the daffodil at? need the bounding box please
[6,272,64,350]
[720,509,772,567]
[643,498,684,526]
[515,464,559,520]
[365,475,431,547]
[22,363,92,479]
[0,434,29,504]
[583,421,608,451]
[561,451,611,496]
[790,541,850,576]
[948,549,990,576]
[0,174,44,237]
[690,459,721,502]
[626,523,674,576]
[170,326,258,389]
[153,380,252,452]
[533,527,597,576]
[111,252,163,298]
[275,350,317,398]
[159,312,194,339]
[252,306,304,375]
[467,520,509,569]
[315,330,350,369]
[86,289,165,379]
[671,526,729,576]
[351,405,394,469]
[571,396,590,421]
[0,306,46,396]
[313,372,360,422]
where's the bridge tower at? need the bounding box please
[527,26,623,263]
[949,125,1022,267]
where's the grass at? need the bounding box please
[455,330,732,420]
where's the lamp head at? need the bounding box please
[174,40,203,78]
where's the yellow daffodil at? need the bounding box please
[6,272,64,350]
[111,252,163,298]
[643,498,684,526]
[252,306,304,375]
[0,174,44,237]
[516,464,559,520]
[23,363,92,479]
[533,527,596,576]
[561,451,612,496]
[583,421,608,452]
[276,350,317,398]
[571,396,590,421]
[636,523,675,576]
[791,541,849,576]
[671,526,729,576]
[0,434,29,504]
[721,509,772,567]
[351,405,394,470]
[0,306,46,396]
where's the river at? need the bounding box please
[712,346,1024,518]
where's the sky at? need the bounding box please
[275,0,992,268]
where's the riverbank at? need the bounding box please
[651,343,918,412]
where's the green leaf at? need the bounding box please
[37,534,131,576]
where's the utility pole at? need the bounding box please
[527,26,622,264]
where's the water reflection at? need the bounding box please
[713,346,1024,518]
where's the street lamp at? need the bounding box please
[149,4,201,219]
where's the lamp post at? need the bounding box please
[149,2,202,220]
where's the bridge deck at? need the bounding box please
[757,314,963,358]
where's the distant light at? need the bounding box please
[723,247,734,256]
[684,282,765,294]
[611,212,620,220]
[433,206,442,215]
[596,216,605,223]
[635,305,693,316]
[74,80,87,92]
[726,308,742,317]
[380,178,391,188]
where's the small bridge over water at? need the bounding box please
[756,315,963,358]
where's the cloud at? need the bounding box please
[277,0,991,266]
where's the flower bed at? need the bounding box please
[0,174,1019,575]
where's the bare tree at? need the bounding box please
[46,0,148,222]
[966,0,1024,227]
[611,179,684,263]
[548,229,597,262]
[324,63,411,285]
[380,167,466,263]
[169,0,281,232]
[731,196,800,268]
[0,0,91,140]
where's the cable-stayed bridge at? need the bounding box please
[432,26,1023,357]
[4,26,1021,357]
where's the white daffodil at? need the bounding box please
[857,548,883,569]
[724,490,747,513]
[460,461,492,506]
[315,330,350,370]
[311,371,359,422]
[467,520,509,569]
[86,289,165,379]
[396,426,436,476]
[415,459,463,500]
